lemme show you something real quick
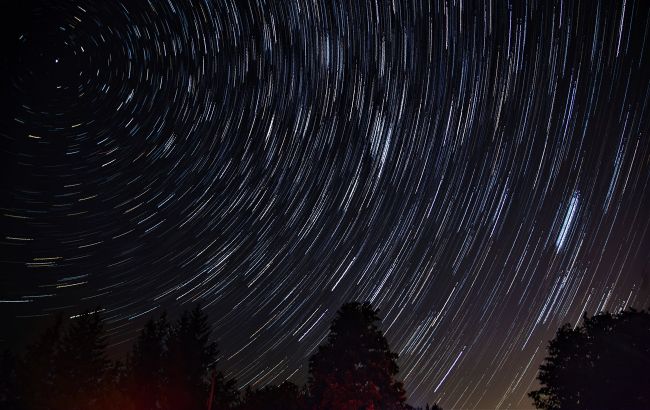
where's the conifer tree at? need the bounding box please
[237,381,304,410]
[529,308,650,409]
[17,314,64,410]
[126,313,170,410]
[164,305,238,410]
[309,302,408,410]
[0,349,19,409]
[54,310,111,410]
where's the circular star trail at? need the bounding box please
[2,0,650,408]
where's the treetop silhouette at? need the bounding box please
[308,301,408,410]
[2,302,429,410]
[529,308,650,410]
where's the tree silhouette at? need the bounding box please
[237,381,305,410]
[16,314,63,409]
[308,302,408,410]
[529,308,650,409]
[412,403,442,410]
[3,302,435,409]
[126,313,171,410]
[13,311,119,410]
[0,349,19,409]
[164,305,238,410]
[122,306,238,410]
[52,310,113,410]
[207,369,239,410]
[164,305,217,409]
[425,404,443,410]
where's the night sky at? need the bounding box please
[2,0,650,408]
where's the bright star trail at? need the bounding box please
[2,0,650,408]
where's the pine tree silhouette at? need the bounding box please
[308,302,408,410]
[163,305,238,410]
[529,308,650,409]
[54,310,112,410]
[17,314,63,410]
[237,381,305,410]
[126,313,170,410]
[0,349,19,409]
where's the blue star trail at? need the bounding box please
[1,0,649,408]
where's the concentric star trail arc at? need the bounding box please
[1,0,649,408]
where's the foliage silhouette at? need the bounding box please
[308,301,408,410]
[237,381,305,410]
[15,314,64,410]
[12,311,120,410]
[165,305,225,409]
[5,306,239,410]
[2,301,425,409]
[529,308,650,409]
[0,349,19,408]
[412,403,442,410]
[124,306,238,410]
[54,311,113,409]
[125,312,171,410]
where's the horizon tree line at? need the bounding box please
[1,301,648,409]
[0,302,444,410]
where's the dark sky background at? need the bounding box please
[2,0,650,408]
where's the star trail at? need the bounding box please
[2,0,650,408]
